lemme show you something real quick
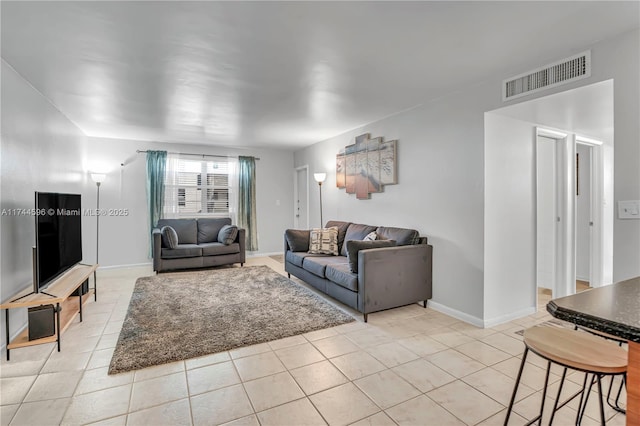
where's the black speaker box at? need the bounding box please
[28,304,55,341]
[72,279,89,296]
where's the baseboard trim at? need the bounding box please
[98,262,152,270]
[483,306,537,328]
[247,252,282,258]
[427,300,537,329]
[427,300,485,328]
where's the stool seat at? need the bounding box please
[524,326,627,375]
[576,325,628,344]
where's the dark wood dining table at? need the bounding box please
[547,276,640,426]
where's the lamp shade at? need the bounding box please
[314,172,327,183]
[91,173,106,183]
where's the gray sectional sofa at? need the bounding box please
[152,218,246,272]
[284,220,433,321]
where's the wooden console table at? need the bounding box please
[1,263,98,361]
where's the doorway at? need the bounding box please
[536,128,608,300]
[294,166,309,229]
[576,143,593,290]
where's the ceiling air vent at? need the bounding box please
[503,51,591,101]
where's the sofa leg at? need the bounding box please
[241,263,244,267]
[423,300,427,308]
[363,313,368,323]
[287,273,291,279]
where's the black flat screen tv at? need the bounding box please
[35,192,83,292]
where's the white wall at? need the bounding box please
[295,85,493,323]
[294,28,639,325]
[84,138,295,267]
[1,61,92,346]
[484,114,538,323]
[605,31,640,281]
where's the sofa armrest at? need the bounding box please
[357,244,433,314]
[152,228,163,271]
[236,228,246,263]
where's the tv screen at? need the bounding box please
[35,192,83,291]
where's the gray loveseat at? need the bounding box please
[284,221,433,321]
[152,218,246,272]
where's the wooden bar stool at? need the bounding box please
[504,325,627,425]
[575,325,628,414]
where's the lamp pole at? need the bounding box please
[313,173,327,228]
[91,173,106,301]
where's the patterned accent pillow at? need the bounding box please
[363,231,377,241]
[308,227,339,255]
[161,226,179,249]
[218,225,239,245]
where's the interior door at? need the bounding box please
[536,135,558,291]
[575,143,592,287]
[295,167,308,229]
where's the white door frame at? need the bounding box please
[293,165,309,229]
[575,135,607,288]
[536,127,575,298]
[536,127,611,299]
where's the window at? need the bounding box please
[164,157,233,217]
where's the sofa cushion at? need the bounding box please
[302,256,348,278]
[325,220,351,253]
[218,225,239,245]
[157,219,198,244]
[161,244,202,259]
[325,263,358,292]
[340,223,377,256]
[376,226,420,245]
[200,242,240,256]
[198,218,231,244]
[285,229,310,252]
[308,227,339,255]
[346,240,397,273]
[286,251,325,268]
[161,226,179,249]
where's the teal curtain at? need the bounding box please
[146,150,167,256]
[238,156,258,251]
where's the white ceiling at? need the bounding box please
[2,1,638,149]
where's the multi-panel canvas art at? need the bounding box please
[336,133,397,199]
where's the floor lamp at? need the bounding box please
[314,172,326,228]
[91,173,106,301]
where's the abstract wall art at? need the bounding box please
[336,133,397,199]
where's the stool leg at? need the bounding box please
[549,367,568,425]
[534,361,552,426]
[596,375,606,425]
[616,374,626,413]
[576,373,590,425]
[504,347,529,426]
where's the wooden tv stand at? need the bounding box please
[1,263,98,361]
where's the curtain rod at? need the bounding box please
[135,150,260,161]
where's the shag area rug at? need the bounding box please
[109,265,354,374]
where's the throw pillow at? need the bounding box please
[346,240,396,273]
[363,231,377,241]
[161,226,179,249]
[285,229,310,252]
[218,225,239,245]
[308,227,339,255]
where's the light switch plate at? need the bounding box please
[617,200,640,219]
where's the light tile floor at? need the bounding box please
[0,257,627,425]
